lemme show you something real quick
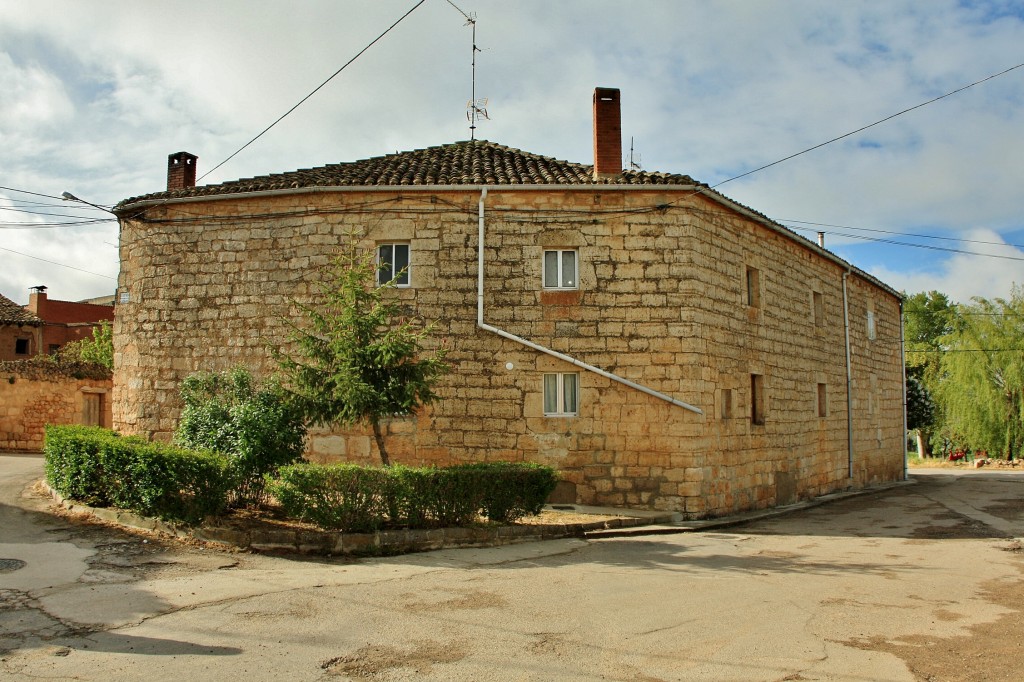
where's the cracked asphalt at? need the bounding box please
[2,453,1023,681]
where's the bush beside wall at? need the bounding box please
[44,425,231,524]
[271,461,558,532]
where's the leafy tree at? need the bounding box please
[937,287,1024,460]
[57,320,114,369]
[175,366,306,506]
[276,245,450,466]
[903,291,956,456]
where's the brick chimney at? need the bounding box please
[27,285,47,315]
[592,87,622,180]
[167,151,198,191]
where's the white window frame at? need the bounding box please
[377,243,411,287]
[543,372,579,416]
[542,249,579,290]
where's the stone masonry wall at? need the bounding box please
[0,360,113,451]
[114,188,904,517]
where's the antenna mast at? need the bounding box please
[448,1,488,139]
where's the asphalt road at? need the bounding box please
[2,454,1022,681]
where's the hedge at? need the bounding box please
[269,461,559,531]
[44,425,231,524]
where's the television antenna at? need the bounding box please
[627,137,642,171]
[447,1,488,139]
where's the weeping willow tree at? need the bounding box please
[275,244,450,466]
[937,287,1024,460]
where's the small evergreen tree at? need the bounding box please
[276,245,450,466]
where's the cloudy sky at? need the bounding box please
[1,0,1022,305]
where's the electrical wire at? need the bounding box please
[0,246,116,280]
[196,0,428,184]
[708,61,1024,190]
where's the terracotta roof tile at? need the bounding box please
[116,139,703,207]
[0,293,41,326]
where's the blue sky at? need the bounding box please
[1,0,1022,304]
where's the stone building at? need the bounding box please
[112,88,905,518]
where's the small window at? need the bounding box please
[817,383,827,418]
[15,338,29,355]
[721,388,733,419]
[377,243,410,287]
[812,291,824,327]
[745,266,760,308]
[751,374,765,425]
[867,309,877,340]
[543,373,578,416]
[543,250,578,289]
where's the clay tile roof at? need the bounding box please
[116,139,704,208]
[0,293,41,326]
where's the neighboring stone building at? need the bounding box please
[25,286,115,355]
[112,88,905,518]
[0,292,42,361]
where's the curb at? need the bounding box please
[584,478,918,539]
[41,482,672,556]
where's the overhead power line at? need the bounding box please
[709,61,1024,189]
[0,245,116,280]
[197,0,428,183]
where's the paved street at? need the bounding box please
[2,454,1022,681]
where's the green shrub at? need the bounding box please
[44,424,113,505]
[44,425,231,524]
[270,463,391,532]
[269,461,559,531]
[176,367,306,507]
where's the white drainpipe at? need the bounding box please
[900,297,908,480]
[475,188,702,415]
[842,269,854,480]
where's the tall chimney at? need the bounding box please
[167,151,198,191]
[592,87,622,180]
[27,285,47,315]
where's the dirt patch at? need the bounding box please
[322,639,468,678]
[844,567,1024,681]
[403,589,507,612]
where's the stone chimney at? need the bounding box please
[167,151,198,191]
[592,87,622,180]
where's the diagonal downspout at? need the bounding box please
[475,188,702,415]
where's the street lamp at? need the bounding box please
[61,191,115,214]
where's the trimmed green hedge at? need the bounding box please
[270,461,559,532]
[44,425,231,524]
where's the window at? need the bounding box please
[543,373,578,416]
[812,291,824,327]
[751,374,765,425]
[817,383,827,418]
[543,250,578,289]
[745,266,760,308]
[14,338,29,355]
[377,243,410,287]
